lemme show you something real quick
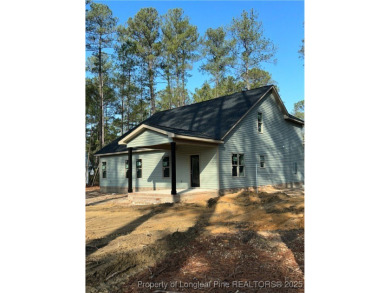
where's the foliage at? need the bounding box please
[161,8,199,108]
[293,100,304,120]
[86,52,112,76]
[113,29,139,135]
[193,81,214,103]
[86,1,118,149]
[126,7,162,115]
[86,2,118,52]
[230,9,277,89]
[199,26,235,97]
[298,39,304,60]
[193,68,276,102]
[239,68,275,89]
[86,78,100,153]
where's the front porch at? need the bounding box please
[119,124,222,202]
[128,188,219,205]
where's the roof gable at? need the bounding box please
[126,128,171,148]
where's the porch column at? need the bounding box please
[170,142,177,195]
[128,147,133,193]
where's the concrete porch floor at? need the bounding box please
[128,188,219,205]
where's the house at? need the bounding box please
[94,85,304,201]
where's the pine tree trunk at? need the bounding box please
[245,62,250,90]
[127,89,131,130]
[127,69,132,131]
[182,71,185,105]
[121,85,124,136]
[181,57,186,105]
[148,60,155,115]
[98,45,105,148]
[167,74,172,109]
[215,74,219,98]
[175,67,180,107]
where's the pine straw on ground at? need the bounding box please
[123,231,304,293]
[86,189,304,293]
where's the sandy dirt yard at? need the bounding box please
[86,186,304,293]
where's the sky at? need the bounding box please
[91,0,304,112]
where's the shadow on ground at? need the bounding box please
[86,190,304,293]
[86,203,173,256]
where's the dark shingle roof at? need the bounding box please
[95,85,273,155]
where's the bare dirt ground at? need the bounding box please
[86,187,304,293]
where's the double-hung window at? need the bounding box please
[162,156,170,178]
[260,155,265,168]
[102,162,106,179]
[232,154,245,177]
[257,112,263,133]
[136,159,142,178]
[125,160,129,178]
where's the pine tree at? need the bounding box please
[193,81,214,103]
[126,8,162,115]
[86,2,118,148]
[230,9,277,90]
[114,27,138,134]
[200,26,235,97]
[237,68,276,89]
[162,8,199,107]
[192,68,276,103]
[293,100,304,120]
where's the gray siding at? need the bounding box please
[100,151,170,190]
[100,145,218,190]
[127,129,170,148]
[219,92,304,189]
[176,145,218,189]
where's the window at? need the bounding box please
[162,156,170,178]
[232,153,245,177]
[136,159,142,178]
[257,112,263,133]
[294,162,298,174]
[260,155,265,168]
[125,160,129,178]
[102,162,106,179]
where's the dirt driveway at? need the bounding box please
[86,187,304,293]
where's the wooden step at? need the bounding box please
[128,194,178,205]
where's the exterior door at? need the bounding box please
[190,155,200,187]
